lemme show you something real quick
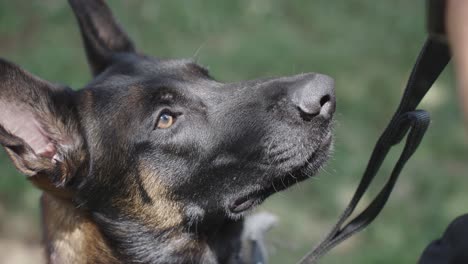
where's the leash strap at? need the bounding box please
[298,38,451,264]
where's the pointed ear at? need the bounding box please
[0,59,86,196]
[68,0,136,76]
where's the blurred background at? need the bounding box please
[0,0,467,263]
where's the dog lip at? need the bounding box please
[229,197,257,213]
[320,131,333,148]
[228,194,265,214]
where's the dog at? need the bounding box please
[0,0,335,263]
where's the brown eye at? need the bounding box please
[156,112,175,129]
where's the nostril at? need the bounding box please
[296,94,332,122]
[320,94,331,107]
[297,106,319,122]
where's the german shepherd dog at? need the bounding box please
[0,0,335,263]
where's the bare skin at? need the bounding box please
[446,0,468,129]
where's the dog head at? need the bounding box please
[0,0,335,261]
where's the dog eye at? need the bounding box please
[156,112,175,129]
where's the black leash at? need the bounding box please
[298,38,451,264]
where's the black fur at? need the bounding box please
[0,1,336,263]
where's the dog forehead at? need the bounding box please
[77,56,219,103]
[94,56,211,83]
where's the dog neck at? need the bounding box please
[41,193,120,264]
[40,193,244,264]
[90,210,245,263]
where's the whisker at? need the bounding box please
[192,40,208,60]
[280,176,287,189]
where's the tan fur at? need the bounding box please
[41,194,120,264]
[35,164,190,264]
[128,164,183,230]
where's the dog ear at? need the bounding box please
[0,59,85,197]
[68,0,136,76]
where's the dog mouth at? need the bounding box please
[228,132,333,215]
[229,195,265,214]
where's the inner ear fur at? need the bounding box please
[0,58,86,196]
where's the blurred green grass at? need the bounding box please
[0,1,467,263]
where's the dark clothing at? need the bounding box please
[419,214,468,264]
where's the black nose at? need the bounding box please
[289,73,335,121]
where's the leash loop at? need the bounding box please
[297,38,450,264]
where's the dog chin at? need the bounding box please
[225,133,333,219]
